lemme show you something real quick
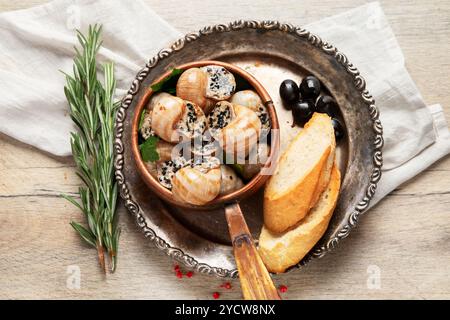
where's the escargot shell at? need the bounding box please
[191,156,221,172]
[171,157,222,205]
[191,138,219,159]
[156,156,189,189]
[144,162,158,180]
[230,90,270,131]
[207,101,236,135]
[176,101,207,140]
[142,139,178,182]
[155,139,178,163]
[179,131,220,160]
[139,109,155,140]
[212,103,262,158]
[219,165,244,195]
[150,92,207,143]
[148,91,168,110]
[201,65,236,101]
[150,93,185,143]
[176,68,211,111]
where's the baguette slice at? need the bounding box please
[263,113,334,233]
[258,164,341,273]
[309,116,336,207]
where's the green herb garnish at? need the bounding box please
[150,68,183,93]
[62,25,120,273]
[230,163,245,178]
[140,136,160,162]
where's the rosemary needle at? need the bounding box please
[62,24,120,273]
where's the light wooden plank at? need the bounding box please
[0,0,449,299]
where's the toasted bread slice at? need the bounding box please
[309,115,336,207]
[258,164,341,273]
[263,113,335,233]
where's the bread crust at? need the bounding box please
[309,114,336,208]
[263,147,330,233]
[259,164,341,273]
[263,113,334,233]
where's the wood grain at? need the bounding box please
[0,0,449,299]
[225,203,280,300]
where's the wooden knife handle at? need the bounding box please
[225,202,281,300]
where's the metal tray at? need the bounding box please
[114,21,383,278]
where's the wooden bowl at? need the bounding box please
[130,60,280,210]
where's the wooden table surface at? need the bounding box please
[1,0,449,300]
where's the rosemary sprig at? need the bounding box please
[62,25,120,273]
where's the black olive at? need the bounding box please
[302,98,317,111]
[292,100,314,125]
[279,79,299,107]
[331,118,345,141]
[316,95,337,117]
[299,76,321,100]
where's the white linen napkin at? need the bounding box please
[0,0,449,208]
[0,0,181,156]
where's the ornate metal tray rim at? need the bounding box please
[114,20,383,278]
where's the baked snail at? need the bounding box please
[171,157,222,205]
[140,105,184,185]
[150,92,207,143]
[201,65,236,101]
[177,101,207,140]
[179,135,220,160]
[219,165,244,195]
[230,90,270,131]
[139,109,154,140]
[155,156,189,189]
[138,64,271,206]
[176,65,236,113]
[176,68,212,112]
[141,115,179,178]
[140,93,165,139]
[208,101,262,158]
